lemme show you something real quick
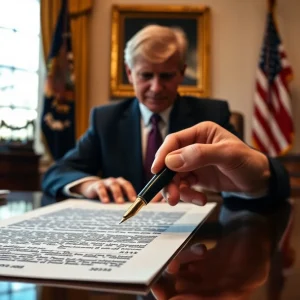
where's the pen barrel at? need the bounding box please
[138,167,176,204]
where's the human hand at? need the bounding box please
[151,192,166,203]
[152,220,271,300]
[152,121,270,206]
[71,177,137,203]
[151,243,207,300]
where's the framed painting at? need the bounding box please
[110,5,210,98]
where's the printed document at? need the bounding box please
[0,200,216,288]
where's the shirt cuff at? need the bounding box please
[63,176,100,198]
[219,205,264,225]
[222,190,268,200]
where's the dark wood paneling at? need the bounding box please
[278,154,300,197]
[0,150,41,191]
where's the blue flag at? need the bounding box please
[41,0,75,160]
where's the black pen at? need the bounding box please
[119,167,176,224]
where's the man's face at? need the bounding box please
[125,54,185,113]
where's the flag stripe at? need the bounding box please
[255,89,289,152]
[276,73,292,115]
[252,10,293,157]
[254,105,281,153]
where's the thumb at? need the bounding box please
[165,143,229,172]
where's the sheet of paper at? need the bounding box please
[0,200,216,286]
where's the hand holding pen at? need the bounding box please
[120,121,273,223]
[151,121,271,206]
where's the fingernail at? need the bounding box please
[166,262,179,274]
[192,199,203,206]
[191,199,203,206]
[166,193,173,205]
[191,243,205,255]
[117,197,124,203]
[166,154,184,168]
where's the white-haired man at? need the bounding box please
[42,25,289,208]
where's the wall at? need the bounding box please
[88,0,300,151]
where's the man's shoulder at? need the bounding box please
[92,98,137,114]
[176,96,232,124]
[180,95,229,107]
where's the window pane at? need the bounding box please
[0,68,38,109]
[0,67,14,106]
[12,70,39,109]
[0,0,40,35]
[0,107,37,126]
[0,107,36,141]
[0,29,39,71]
[0,0,40,143]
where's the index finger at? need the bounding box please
[152,125,200,174]
[166,243,207,274]
[116,177,137,202]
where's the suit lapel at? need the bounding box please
[118,99,144,191]
[117,96,204,191]
[169,96,198,133]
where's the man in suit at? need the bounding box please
[42,24,289,206]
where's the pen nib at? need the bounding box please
[119,218,126,224]
[118,197,146,225]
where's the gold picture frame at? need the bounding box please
[110,5,210,98]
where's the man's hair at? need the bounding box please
[124,24,188,69]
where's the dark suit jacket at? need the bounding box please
[42,96,290,209]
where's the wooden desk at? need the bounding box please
[0,150,41,191]
[0,192,298,300]
[278,154,300,196]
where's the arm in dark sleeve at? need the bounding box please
[223,156,291,213]
[217,101,241,139]
[216,101,290,211]
[42,108,103,197]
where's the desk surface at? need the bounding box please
[0,191,299,300]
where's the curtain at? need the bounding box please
[41,0,92,140]
[40,0,61,63]
[68,0,92,138]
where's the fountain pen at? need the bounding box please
[119,167,176,224]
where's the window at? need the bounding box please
[0,0,40,145]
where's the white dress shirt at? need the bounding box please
[138,102,172,160]
[64,102,173,197]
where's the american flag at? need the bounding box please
[252,4,294,157]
